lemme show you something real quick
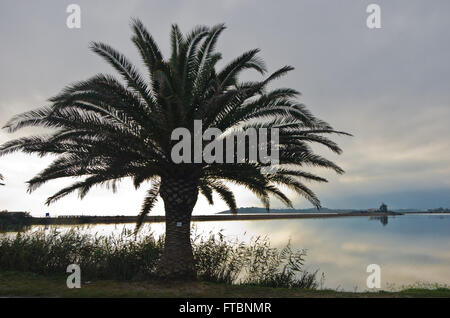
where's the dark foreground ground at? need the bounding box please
[1,272,449,298]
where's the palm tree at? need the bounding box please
[0,19,349,279]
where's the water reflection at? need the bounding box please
[369,215,388,226]
[0,224,31,233]
[1,214,449,291]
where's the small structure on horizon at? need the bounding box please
[379,203,388,212]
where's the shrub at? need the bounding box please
[0,228,321,288]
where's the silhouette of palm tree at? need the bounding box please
[0,20,349,278]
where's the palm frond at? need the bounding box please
[0,20,349,221]
[135,179,160,233]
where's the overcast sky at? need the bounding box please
[1,0,449,216]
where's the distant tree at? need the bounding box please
[379,203,388,212]
[0,20,349,279]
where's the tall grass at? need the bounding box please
[0,228,321,288]
[193,232,321,288]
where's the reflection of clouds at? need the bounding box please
[211,216,450,290]
[383,264,449,288]
[341,242,381,253]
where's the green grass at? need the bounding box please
[1,271,449,298]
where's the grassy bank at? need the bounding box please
[1,271,449,298]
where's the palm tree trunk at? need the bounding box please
[157,177,199,279]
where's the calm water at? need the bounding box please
[4,213,450,291]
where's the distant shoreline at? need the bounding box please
[13,211,450,226]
